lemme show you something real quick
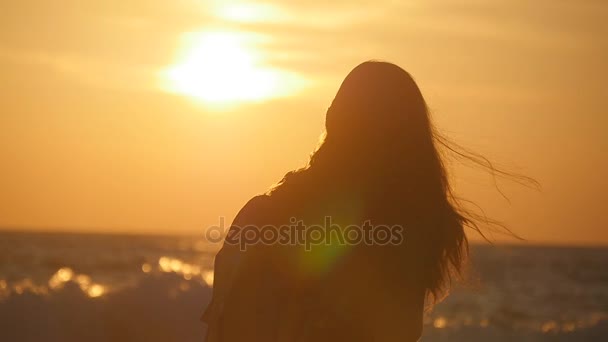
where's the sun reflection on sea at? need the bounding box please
[1,253,607,336]
[0,255,215,302]
[0,267,109,300]
[156,256,211,285]
[47,267,107,298]
[87,284,106,298]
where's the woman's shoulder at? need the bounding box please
[231,194,276,227]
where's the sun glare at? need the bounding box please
[162,30,305,106]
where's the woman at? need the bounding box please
[202,61,536,341]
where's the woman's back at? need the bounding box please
[218,189,426,341]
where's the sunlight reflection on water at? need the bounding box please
[0,255,213,301]
[0,236,608,340]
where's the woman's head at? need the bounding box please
[326,61,428,142]
[308,61,446,203]
[323,61,434,168]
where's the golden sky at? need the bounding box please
[1,0,607,245]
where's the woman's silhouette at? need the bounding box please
[202,61,536,341]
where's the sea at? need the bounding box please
[0,230,607,342]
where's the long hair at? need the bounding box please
[269,61,538,303]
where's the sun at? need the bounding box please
[161,30,304,106]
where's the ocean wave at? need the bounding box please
[1,233,608,341]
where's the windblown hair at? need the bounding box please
[269,61,538,303]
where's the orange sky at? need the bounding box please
[1,1,607,245]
